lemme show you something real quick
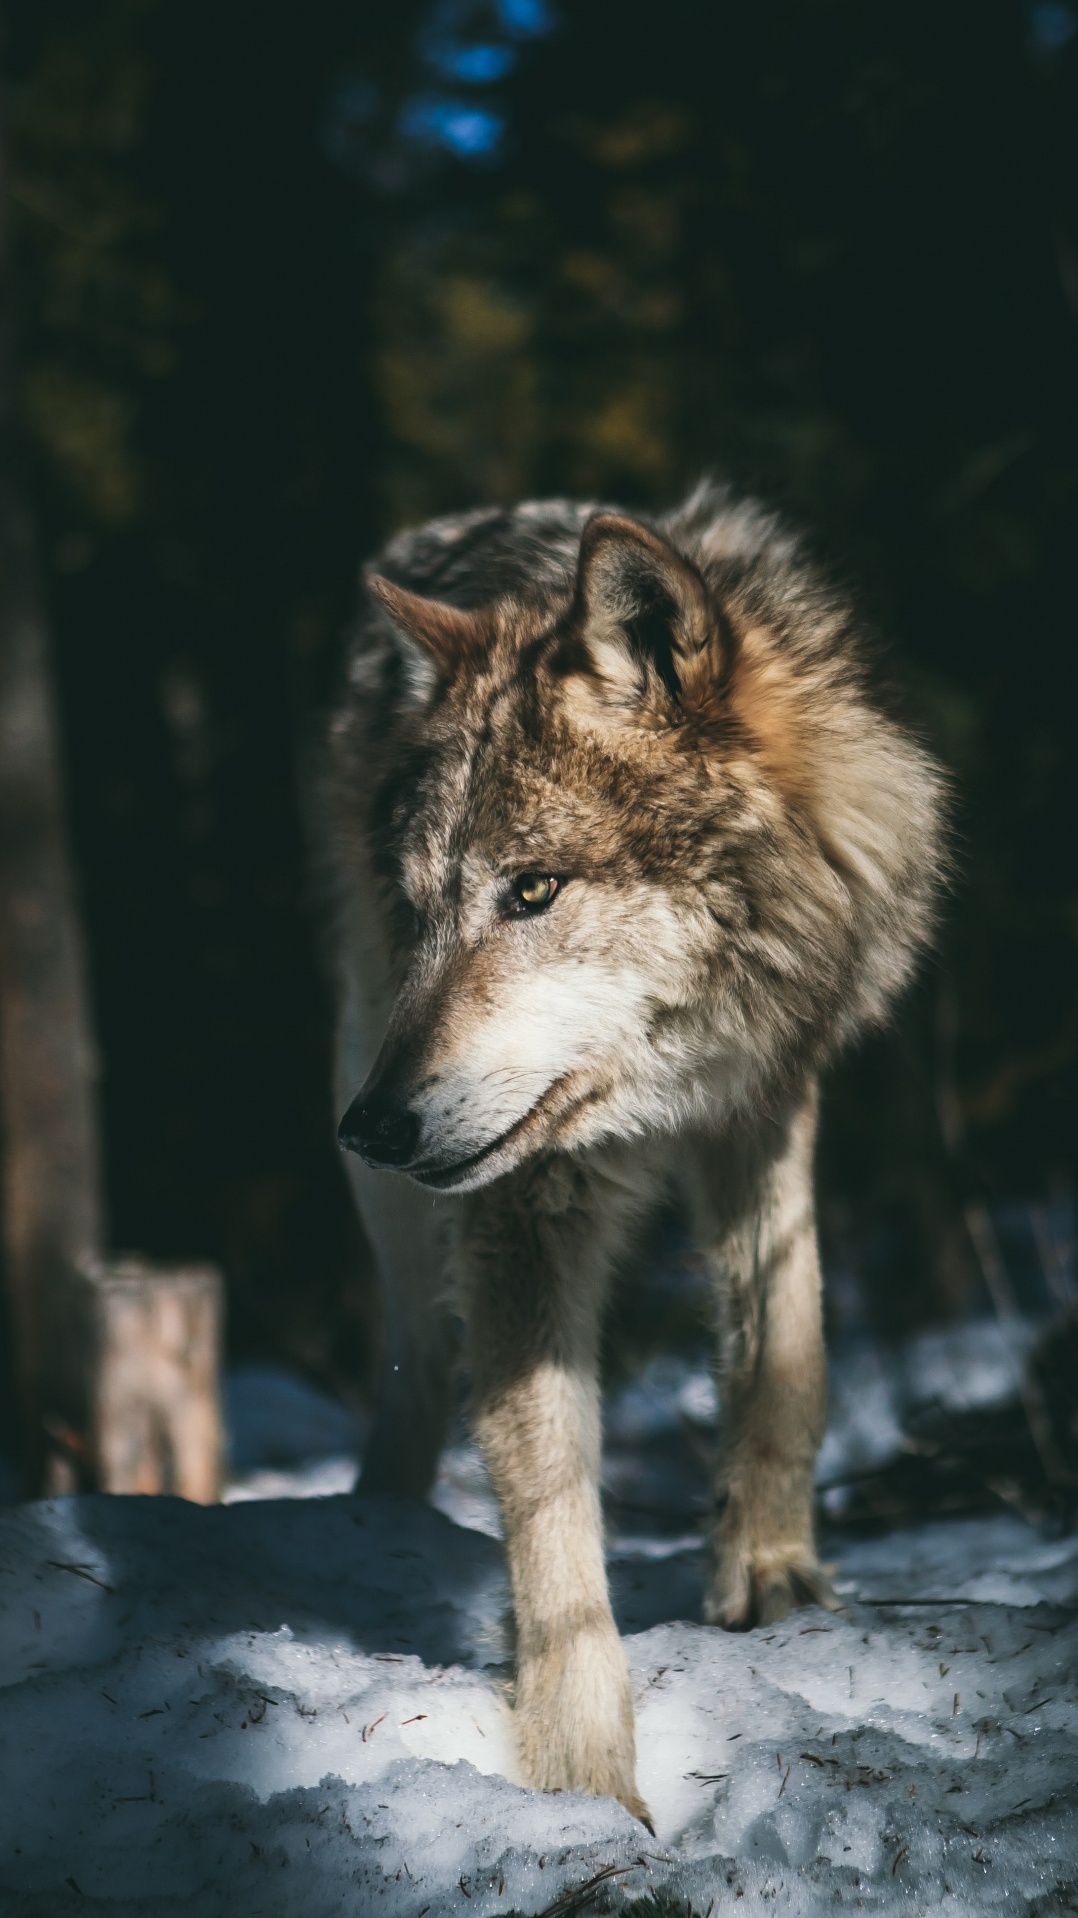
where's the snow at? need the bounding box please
[221,1364,366,1505]
[3,1317,1078,1915]
[0,1494,645,1917]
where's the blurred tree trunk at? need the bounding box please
[0,56,105,1492]
[0,48,224,1501]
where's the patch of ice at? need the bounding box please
[816,1336,906,1486]
[833,1511,1078,1609]
[431,1437,503,1539]
[900,1316,1037,1419]
[223,1454,360,1504]
[222,1364,364,1502]
[608,1531,707,1562]
[605,1357,719,1442]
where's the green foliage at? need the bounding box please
[8,0,183,534]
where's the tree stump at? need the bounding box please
[43,1259,226,1502]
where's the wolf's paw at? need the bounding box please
[705,1545,841,1631]
[514,1626,653,1831]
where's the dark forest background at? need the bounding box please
[1,0,1076,1419]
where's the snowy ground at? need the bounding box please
[3,1292,1078,1915]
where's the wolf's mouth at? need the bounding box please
[409,1071,583,1192]
[409,1132,517,1191]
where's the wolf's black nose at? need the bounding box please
[338,1094,420,1169]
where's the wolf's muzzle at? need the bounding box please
[338,1093,420,1170]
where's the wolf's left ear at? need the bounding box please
[571,514,720,714]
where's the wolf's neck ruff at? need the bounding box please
[325,480,947,1824]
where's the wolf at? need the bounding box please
[324,480,946,1826]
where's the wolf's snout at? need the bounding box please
[338,1092,420,1169]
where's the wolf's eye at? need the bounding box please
[510,873,559,914]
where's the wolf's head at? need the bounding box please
[337,509,943,1192]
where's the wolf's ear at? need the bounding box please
[368,574,488,697]
[571,514,720,716]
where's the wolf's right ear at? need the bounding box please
[367,574,489,699]
[569,514,722,720]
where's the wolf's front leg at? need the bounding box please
[456,1155,653,1827]
[691,1084,836,1629]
